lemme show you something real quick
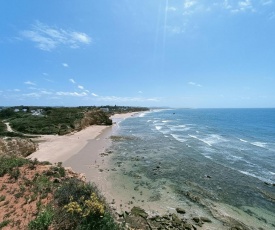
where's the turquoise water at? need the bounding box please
[111,109,275,228]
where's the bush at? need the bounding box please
[0,156,28,177]
[53,178,119,230]
[28,206,54,230]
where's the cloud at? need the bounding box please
[69,78,76,84]
[91,93,98,97]
[41,90,53,95]
[56,91,88,97]
[184,0,197,9]
[44,78,54,83]
[96,96,160,102]
[167,6,177,11]
[78,85,84,90]
[24,81,36,85]
[237,0,254,11]
[23,93,41,98]
[21,21,91,51]
[188,81,202,87]
[14,89,21,92]
[138,91,143,94]
[261,0,273,5]
[62,63,69,67]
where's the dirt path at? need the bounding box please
[4,122,13,132]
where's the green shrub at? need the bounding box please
[28,206,54,230]
[53,178,119,230]
[33,175,54,198]
[0,156,28,177]
[0,220,10,229]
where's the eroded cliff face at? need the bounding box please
[0,137,37,157]
[74,110,112,131]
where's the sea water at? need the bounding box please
[109,109,275,228]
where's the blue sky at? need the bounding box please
[0,0,274,108]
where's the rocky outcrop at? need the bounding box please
[0,137,37,157]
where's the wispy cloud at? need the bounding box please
[95,96,160,102]
[233,0,254,13]
[167,6,177,11]
[62,63,69,67]
[188,81,202,87]
[44,78,54,83]
[69,78,76,84]
[24,81,36,86]
[14,89,21,92]
[41,90,53,95]
[23,92,41,98]
[91,93,98,97]
[21,21,91,51]
[78,85,84,90]
[56,91,88,97]
[261,0,273,5]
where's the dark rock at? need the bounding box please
[53,178,61,183]
[116,212,124,218]
[182,222,193,230]
[176,207,186,214]
[162,214,170,220]
[193,217,200,223]
[131,206,148,219]
[124,215,148,229]
[171,213,181,226]
[201,217,212,223]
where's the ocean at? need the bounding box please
[109,109,275,228]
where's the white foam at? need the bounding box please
[171,134,186,143]
[188,134,226,147]
[155,126,162,130]
[188,134,212,146]
[230,155,243,160]
[239,138,248,143]
[162,120,171,123]
[169,125,190,132]
[205,155,213,159]
[251,142,267,148]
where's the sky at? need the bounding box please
[0,0,275,108]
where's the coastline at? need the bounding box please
[27,110,275,229]
[29,112,140,164]
[28,112,140,190]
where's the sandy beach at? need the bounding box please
[29,112,139,163]
[28,111,140,189]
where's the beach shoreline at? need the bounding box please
[28,112,140,195]
[28,112,140,164]
[27,110,275,229]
